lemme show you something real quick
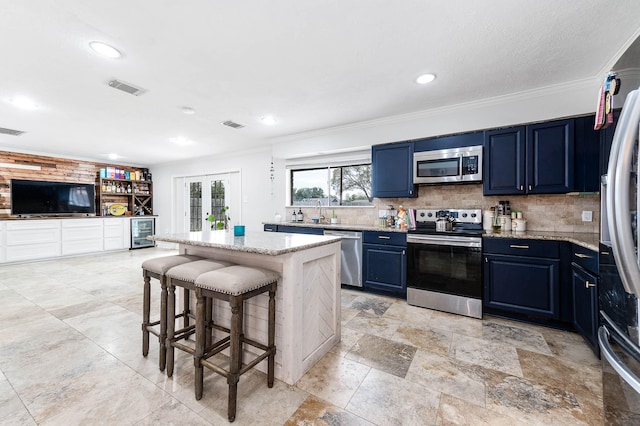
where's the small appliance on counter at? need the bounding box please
[406,208,483,318]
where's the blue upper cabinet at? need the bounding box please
[527,119,574,194]
[413,131,484,152]
[484,119,574,195]
[574,114,601,193]
[483,126,526,195]
[371,142,417,198]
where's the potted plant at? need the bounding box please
[330,210,338,224]
[206,206,230,230]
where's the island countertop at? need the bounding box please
[149,230,341,256]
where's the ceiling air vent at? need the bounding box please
[222,120,245,129]
[0,127,25,136]
[108,79,147,96]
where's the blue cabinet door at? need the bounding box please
[572,263,599,355]
[483,126,526,195]
[574,115,600,193]
[362,243,407,296]
[371,142,416,198]
[483,253,560,319]
[526,119,574,194]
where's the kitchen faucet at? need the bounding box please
[316,200,325,222]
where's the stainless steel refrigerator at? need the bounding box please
[599,86,640,423]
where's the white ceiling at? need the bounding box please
[1,1,640,166]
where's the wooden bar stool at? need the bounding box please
[194,265,279,423]
[165,259,236,377]
[141,254,203,371]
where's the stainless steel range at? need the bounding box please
[406,208,483,319]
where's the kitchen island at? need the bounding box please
[149,230,342,385]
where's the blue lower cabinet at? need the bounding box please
[483,252,560,319]
[571,263,599,354]
[274,225,323,235]
[362,231,407,297]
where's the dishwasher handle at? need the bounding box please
[324,231,362,241]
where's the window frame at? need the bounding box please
[289,162,372,207]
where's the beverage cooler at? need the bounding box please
[131,217,155,249]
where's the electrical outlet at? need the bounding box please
[582,210,593,222]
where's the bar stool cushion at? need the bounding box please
[142,254,203,275]
[166,259,235,282]
[196,265,279,295]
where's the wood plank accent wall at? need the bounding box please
[0,150,148,216]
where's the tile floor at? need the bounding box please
[0,248,603,425]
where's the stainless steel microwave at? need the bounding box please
[413,145,483,184]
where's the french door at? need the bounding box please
[184,174,231,232]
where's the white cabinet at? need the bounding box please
[5,220,62,262]
[61,219,104,255]
[0,222,5,263]
[0,217,136,264]
[103,218,130,251]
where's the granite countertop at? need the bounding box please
[265,221,600,251]
[263,221,408,233]
[483,230,599,252]
[149,230,341,256]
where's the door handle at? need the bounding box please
[585,281,595,288]
[575,253,593,259]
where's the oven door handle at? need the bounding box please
[407,235,481,248]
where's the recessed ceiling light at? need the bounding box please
[416,73,436,85]
[107,153,119,160]
[89,41,122,59]
[172,136,193,146]
[261,116,277,125]
[181,106,196,115]
[8,96,39,110]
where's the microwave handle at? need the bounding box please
[458,155,463,177]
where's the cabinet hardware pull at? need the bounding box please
[575,253,592,259]
[528,185,532,191]
[485,257,488,263]
[378,236,391,239]
[402,250,405,256]
[509,244,529,249]
[519,185,524,191]
[585,281,595,288]
[601,251,610,255]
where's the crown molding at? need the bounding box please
[269,76,600,145]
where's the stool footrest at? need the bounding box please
[172,324,196,342]
[204,336,230,359]
[144,323,161,337]
[173,340,196,355]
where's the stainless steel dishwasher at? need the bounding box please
[324,230,363,287]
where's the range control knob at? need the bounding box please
[461,213,468,218]
[470,213,477,218]
[427,212,433,218]
[419,212,425,217]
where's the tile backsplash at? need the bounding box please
[378,184,600,233]
[287,184,600,233]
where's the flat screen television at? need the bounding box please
[10,179,96,216]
